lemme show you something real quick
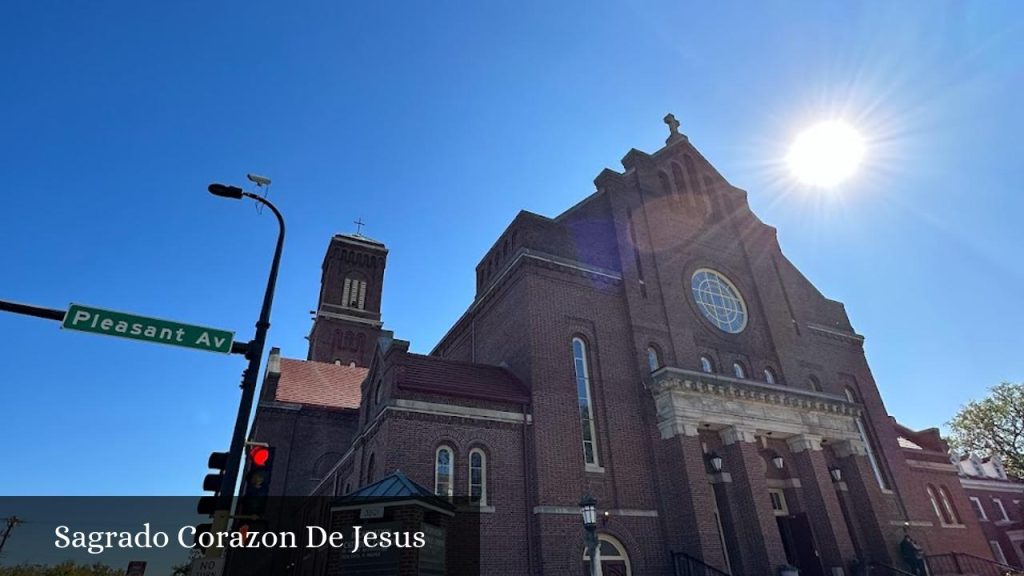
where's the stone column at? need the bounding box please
[787,434,857,575]
[834,439,895,564]
[656,423,728,570]
[718,426,789,575]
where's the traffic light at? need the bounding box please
[194,451,228,550]
[237,445,274,517]
[197,451,228,517]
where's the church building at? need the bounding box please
[249,115,1000,575]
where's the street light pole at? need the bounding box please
[580,494,598,576]
[207,184,285,552]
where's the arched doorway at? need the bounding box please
[582,534,631,576]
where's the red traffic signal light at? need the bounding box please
[249,446,271,467]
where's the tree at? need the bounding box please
[0,561,122,576]
[947,382,1024,478]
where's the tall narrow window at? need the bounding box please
[845,387,890,490]
[671,163,686,199]
[435,446,453,497]
[684,155,708,216]
[990,541,1008,564]
[700,355,715,374]
[342,275,367,309]
[572,338,599,466]
[927,485,946,523]
[658,171,672,196]
[646,346,661,373]
[366,453,376,485]
[764,368,777,385]
[970,497,988,521]
[469,449,487,506]
[939,487,961,524]
[993,498,1009,521]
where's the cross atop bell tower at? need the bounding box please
[307,230,388,367]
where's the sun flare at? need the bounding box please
[787,121,865,188]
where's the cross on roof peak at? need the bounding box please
[663,113,687,144]
[353,218,366,235]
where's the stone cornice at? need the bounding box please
[960,477,1024,494]
[806,323,865,345]
[651,367,862,418]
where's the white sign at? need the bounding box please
[359,506,385,519]
[190,558,224,576]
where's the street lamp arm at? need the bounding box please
[241,192,285,334]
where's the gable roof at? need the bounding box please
[396,353,530,404]
[275,358,366,409]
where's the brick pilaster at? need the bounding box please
[718,426,789,575]
[834,439,895,564]
[787,434,857,574]
[657,429,728,570]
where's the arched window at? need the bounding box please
[469,448,487,506]
[312,452,342,481]
[939,487,961,524]
[732,361,746,379]
[684,154,709,216]
[342,275,368,309]
[374,380,383,406]
[764,367,777,385]
[700,355,715,374]
[658,171,672,196]
[844,387,858,403]
[343,482,351,495]
[927,485,946,523]
[435,446,453,497]
[808,375,823,392]
[583,534,632,576]
[671,163,687,197]
[572,337,599,466]
[646,345,662,373]
[366,453,375,485]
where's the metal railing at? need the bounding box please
[926,552,1023,576]
[672,552,731,576]
[866,561,919,575]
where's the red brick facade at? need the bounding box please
[252,118,1003,575]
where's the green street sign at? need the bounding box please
[61,303,235,354]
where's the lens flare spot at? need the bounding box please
[787,121,865,187]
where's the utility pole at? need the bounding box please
[0,516,24,556]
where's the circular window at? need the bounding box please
[691,269,747,333]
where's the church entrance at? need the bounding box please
[582,534,632,576]
[777,513,825,576]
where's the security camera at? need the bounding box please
[247,173,272,186]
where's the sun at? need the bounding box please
[787,121,865,188]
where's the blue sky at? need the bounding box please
[1,2,1022,496]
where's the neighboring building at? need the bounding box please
[249,116,1002,575]
[954,452,1024,566]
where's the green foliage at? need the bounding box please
[947,382,1024,478]
[0,561,122,576]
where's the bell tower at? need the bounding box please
[307,230,387,367]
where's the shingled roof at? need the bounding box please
[334,471,455,512]
[275,358,366,409]
[397,353,530,404]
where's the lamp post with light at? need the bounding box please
[580,494,599,576]
[206,183,285,549]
